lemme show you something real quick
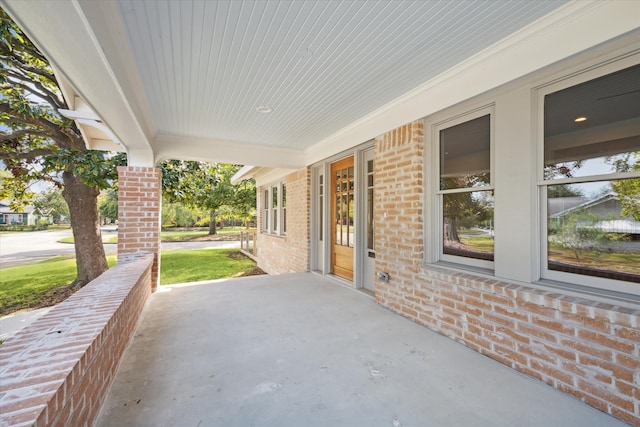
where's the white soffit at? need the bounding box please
[115,0,569,160]
[3,0,640,168]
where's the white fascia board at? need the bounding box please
[231,166,261,185]
[254,168,297,188]
[233,166,299,187]
[154,134,306,169]
[2,0,155,166]
[304,0,640,165]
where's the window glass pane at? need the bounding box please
[272,187,278,208]
[367,158,375,251]
[367,188,374,250]
[263,189,269,232]
[273,208,277,230]
[547,180,640,283]
[440,114,490,190]
[443,191,494,261]
[544,64,640,180]
[283,183,287,233]
[282,184,286,207]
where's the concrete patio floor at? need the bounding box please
[96,273,627,427]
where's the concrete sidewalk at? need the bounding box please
[97,273,627,427]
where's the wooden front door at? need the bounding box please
[331,157,355,280]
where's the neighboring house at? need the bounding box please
[4,1,639,425]
[551,192,640,240]
[0,201,35,226]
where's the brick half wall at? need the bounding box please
[374,121,640,425]
[0,253,153,427]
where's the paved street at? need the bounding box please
[0,228,239,268]
[0,229,87,267]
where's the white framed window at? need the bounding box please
[262,189,269,233]
[262,181,287,236]
[433,106,495,270]
[282,183,287,234]
[538,63,640,294]
[272,185,278,232]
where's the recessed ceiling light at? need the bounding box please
[256,106,272,114]
[574,116,587,122]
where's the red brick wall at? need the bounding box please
[0,253,153,427]
[375,122,425,292]
[374,121,640,425]
[257,168,310,274]
[117,166,162,290]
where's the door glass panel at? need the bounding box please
[348,192,354,247]
[336,193,341,245]
[342,194,348,233]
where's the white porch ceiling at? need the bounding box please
[2,0,640,168]
[119,0,562,149]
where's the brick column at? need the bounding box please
[374,121,424,306]
[117,166,162,290]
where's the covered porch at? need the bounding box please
[96,273,625,427]
[1,1,638,425]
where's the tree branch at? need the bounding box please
[1,51,56,82]
[0,102,80,149]
[0,128,50,142]
[4,70,64,108]
[3,75,62,110]
[7,38,48,64]
[0,147,56,161]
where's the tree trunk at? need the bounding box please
[209,209,217,235]
[445,217,461,243]
[61,170,108,289]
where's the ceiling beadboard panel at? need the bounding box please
[116,0,567,150]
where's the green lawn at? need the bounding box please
[548,242,640,275]
[0,248,259,315]
[59,235,118,244]
[459,236,494,252]
[0,255,118,315]
[58,227,246,244]
[160,227,244,241]
[160,248,257,284]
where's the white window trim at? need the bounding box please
[420,42,640,300]
[262,181,287,236]
[535,59,640,296]
[430,104,496,270]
